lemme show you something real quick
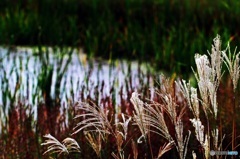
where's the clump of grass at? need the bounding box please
[178,34,240,158]
[41,35,240,159]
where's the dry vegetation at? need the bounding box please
[41,35,240,159]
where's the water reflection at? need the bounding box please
[0,47,155,118]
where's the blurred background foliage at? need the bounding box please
[0,0,239,74]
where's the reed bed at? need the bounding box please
[0,1,240,158]
[0,35,240,158]
[0,46,156,158]
[36,35,240,159]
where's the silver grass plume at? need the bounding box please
[177,80,200,119]
[193,35,223,119]
[189,118,205,146]
[209,34,223,87]
[72,102,112,139]
[177,76,210,159]
[222,44,240,91]
[117,113,131,140]
[175,120,191,159]
[144,101,172,141]
[131,91,173,142]
[194,54,212,113]
[41,134,80,156]
[130,91,149,143]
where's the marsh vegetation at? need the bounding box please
[0,1,240,158]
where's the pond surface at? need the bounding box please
[0,47,156,119]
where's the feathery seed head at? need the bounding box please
[190,118,205,145]
[41,134,80,156]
